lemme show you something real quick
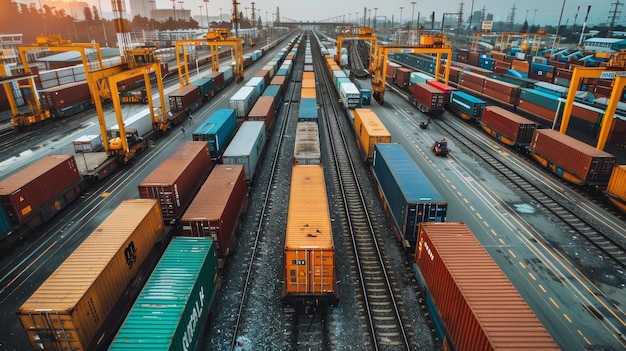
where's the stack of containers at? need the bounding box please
[222,121,267,182]
[180,164,248,260]
[138,142,212,222]
[192,109,238,160]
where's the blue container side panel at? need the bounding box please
[0,206,11,240]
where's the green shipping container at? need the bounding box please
[109,237,219,351]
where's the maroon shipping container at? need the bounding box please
[248,96,276,131]
[270,76,287,93]
[480,106,537,146]
[482,83,520,106]
[571,104,602,123]
[169,84,201,112]
[456,49,469,64]
[138,142,212,222]
[414,223,560,351]
[180,164,247,259]
[555,68,573,80]
[467,51,480,66]
[609,118,626,144]
[255,69,271,86]
[517,99,556,123]
[40,81,92,111]
[210,71,225,89]
[395,67,412,88]
[530,129,616,184]
[460,70,486,86]
[386,62,401,79]
[0,155,83,225]
[408,83,445,114]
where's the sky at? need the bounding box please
[141,0,617,26]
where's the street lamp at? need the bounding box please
[411,2,416,43]
[374,7,378,30]
[204,0,210,29]
[198,5,203,27]
[245,7,249,26]
[171,0,176,22]
[533,9,537,26]
[178,0,184,21]
[399,6,404,43]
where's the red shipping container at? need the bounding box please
[517,100,557,123]
[511,60,529,73]
[0,155,82,225]
[530,129,616,183]
[427,80,457,103]
[40,81,92,111]
[609,118,626,144]
[180,164,247,259]
[414,223,560,351]
[169,84,201,112]
[571,104,602,123]
[255,69,271,86]
[555,68,573,80]
[409,83,445,113]
[210,71,225,89]
[459,81,483,95]
[467,51,480,66]
[270,75,287,93]
[481,106,537,146]
[460,71,486,86]
[138,142,212,221]
[247,96,276,131]
[386,62,401,79]
[456,49,469,64]
[395,67,412,88]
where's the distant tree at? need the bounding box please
[520,20,528,33]
[84,6,93,22]
[92,6,100,21]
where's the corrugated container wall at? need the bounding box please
[414,222,560,351]
[480,106,537,146]
[138,142,212,222]
[223,121,267,181]
[606,165,626,213]
[180,164,247,258]
[109,237,219,351]
[353,108,392,161]
[17,199,165,351]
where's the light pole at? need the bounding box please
[245,7,249,27]
[374,7,378,30]
[411,2,416,43]
[368,9,372,27]
[356,12,359,26]
[348,13,351,25]
[219,7,222,23]
[399,7,404,43]
[171,0,176,22]
[68,0,79,41]
[178,0,184,21]
[198,5,203,27]
[204,0,210,29]
[533,9,537,26]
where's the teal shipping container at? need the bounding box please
[191,76,214,96]
[109,237,219,351]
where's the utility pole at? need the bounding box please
[578,5,591,47]
[608,0,623,37]
[204,0,210,29]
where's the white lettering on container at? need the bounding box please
[182,286,206,351]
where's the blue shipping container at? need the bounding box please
[109,237,219,351]
[192,109,237,159]
[372,143,447,246]
[191,76,214,96]
[262,85,282,110]
[299,98,318,122]
[0,207,10,241]
[449,91,487,119]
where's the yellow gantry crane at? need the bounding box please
[0,52,43,127]
[560,50,626,151]
[371,34,453,105]
[176,28,245,88]
[335,27,378,73]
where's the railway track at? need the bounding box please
[314,40,414,350]
[433,114,626,268]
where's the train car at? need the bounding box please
[480,106,537,148]
[222,121,267,182]
[248,95,277,132]
[192,109,238,161]
[294,122,321,165]
[282,165,338,305]
[413,222,560,351]
[353,108,392,162]
[529,129,616,185]
[108,237,219,351]
[230,86,259,119]
[138,142,212,223]
[39,80,93,118]
[168,84,203,125]
[448,91,487,121]
[605,165,626,214]
[408,83,445,115]
[191,75,215,101]
[180,164,248,262]
[371,143,447,249]
[0,155,88,247]
[17,199,166,351]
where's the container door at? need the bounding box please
[406,204,418,242]
[308,249,334,294]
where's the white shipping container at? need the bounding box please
[340,82,361,109]
[73,134,103,153]
[108,108,154,139]
[220,66,233,82]
[223,121,266,181]
[245,76,265,97]
[229,86,258,117]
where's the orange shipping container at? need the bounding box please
[511,59,529,73]
[414,223,560,351]
[606,165,626,214]
[301,87,316,99]
[303,71,315,80]
[17,199,165,351]
[302,78,315,89]
[353,108,392,161]
[283,165,336,301]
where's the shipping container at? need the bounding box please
[40,81,92,118]
[0,155,85,236]
[17,199,165,351]
[180,164,247,259]
[299,98,318,122]
[209,71,225,91]
[448,91,487,121]
[340,82,361,109]
[294,122,321,165]
[353,109,392,162]
[372,143,447,248]
[410,71,435,85]
[270,75,287,93]
[138,142,212,222]
[191,76,214,97]
[386,61,401,79]
[394,67,412,88]
[530,129,616,185]
[109,237,219,351]
[192,109,237,160]
[413,222,560,351]
[606,165,626,214]
[245,76,266,97]
[248,96,276,131]
[263,85,283,111]
[72,134,103,153]
[480,106,537,147]
[427,80,457,103]
[282,165,337,304]
[229,86,259,118]
[408,83,445,114]
[223,121,267,181]
[169,84,201,113]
